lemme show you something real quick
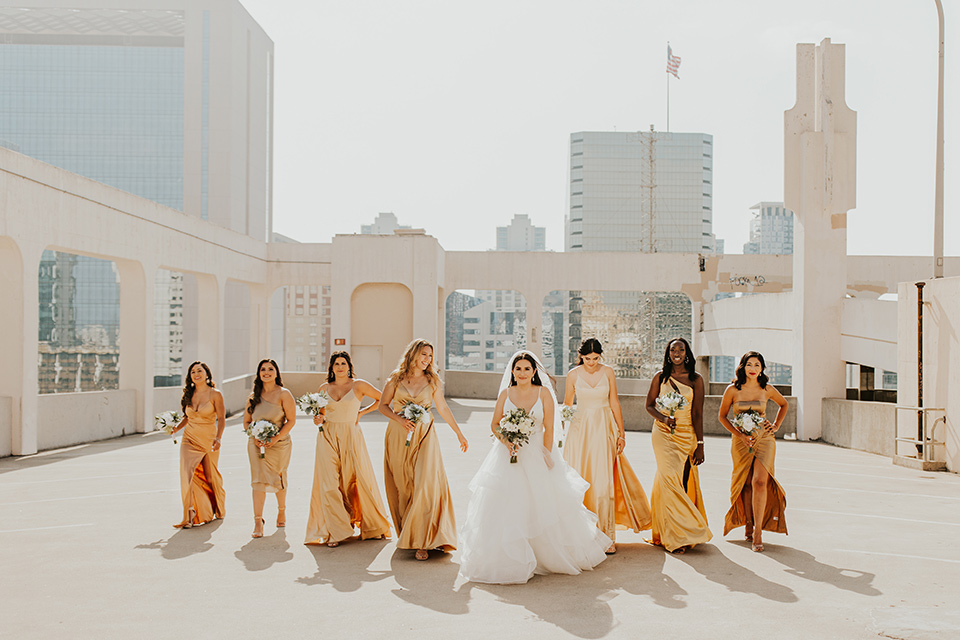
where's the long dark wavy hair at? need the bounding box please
[181,361,215,412]
[659,337,699,386]
[577,338,603,365]
[247,358,283,415]
[510,352,543,387]
[327,351,354,383]
[733,351,769,390]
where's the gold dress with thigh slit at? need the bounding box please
[174,401,225,527]
[723,400,788,536]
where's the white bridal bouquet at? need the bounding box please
[400,402,431,446]
[155,410,184,444]
[655,391,688,434]
[297,391,331,432]
[244,419,281,458]
[559,405,576,448]
[497,407,539,463]
[732,409,763,454]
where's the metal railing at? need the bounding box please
[894,406,946,463]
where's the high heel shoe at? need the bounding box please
[252,516,264,538]
[276,507,286,528]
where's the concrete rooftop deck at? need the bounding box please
[3,398,959,640]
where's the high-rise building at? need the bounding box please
[496,214,546,251]
[361,212,411,235]
[559,130,711,377]
[566,130,715,253]
[743,202,794,255]
[0,2,274,391]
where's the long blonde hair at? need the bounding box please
[392,338,439,390]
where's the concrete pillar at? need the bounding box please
[117,259,154,434]
[248,282,272,363]
[524,288,545,360]
[5,241,42,455]
[785,38,857,440]
[696,355,711,385]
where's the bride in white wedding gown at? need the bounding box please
[458,351,611,584]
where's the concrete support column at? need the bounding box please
[248,282,272,363]
[785,38,857,440]
[524,289,545,360]
[7,241,42,455]
[185,273,222,376]
[696,355,711,385]
[117,259,154,434]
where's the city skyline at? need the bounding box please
[242,0,957,259]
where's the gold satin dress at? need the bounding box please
[304,389,391,545]
[648,378,713,551]
[723,400,788,537]
[175,401,226,527]
[247,400,292,493]
[383,384,457,551]
[563,376,652,539]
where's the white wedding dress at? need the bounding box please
[458,395,612,584]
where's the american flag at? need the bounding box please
[666,45,681,79]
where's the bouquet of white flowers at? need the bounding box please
[655,391,688,434]
[559,405,576,448]
[497,407,539,463]
[732,409,763,453]
[244,419,281,458]
[154,410,184,444]
[297,391,331,432]
[400,402,431,446]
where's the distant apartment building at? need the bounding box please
[1,1,274,392]
[559,130,716,377]
[743,202,794,254]
[361,212,411,235]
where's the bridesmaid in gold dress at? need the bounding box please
[718,351,789,552]
[378,339,469,561]
[172,361,226,528]
[644,338,712,553]
[244,358,297,539]
[305,351,391,547]
[563,338,651,554]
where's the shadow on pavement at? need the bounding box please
[673,543,798,602]
[613,543,688,609]
[135,518,223,559]
[761,545,882,596]
[297,538,392,592]
[235,527,295,571]
[389,548,470,615]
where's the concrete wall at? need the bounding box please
[36,389,136,451]
[898,277,960,472]
[221,374,257,417]
[152,386,183,420]
[0,396,11,457]
[821,398,896,457]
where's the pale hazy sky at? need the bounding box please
[242,0,956,257]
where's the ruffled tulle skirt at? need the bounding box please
[458,440,611,584]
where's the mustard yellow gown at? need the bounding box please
[175,401,225,527]
[304,390,391,544]
[723,400,788,537]
[648,378,712,551]
[383,384,458,551]
[563,376,652,539]
[247,400,292,493]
